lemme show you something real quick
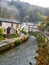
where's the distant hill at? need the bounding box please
[0,0,49,22]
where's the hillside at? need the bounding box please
[0,0,49,22]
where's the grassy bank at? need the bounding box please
[30,32,49,65]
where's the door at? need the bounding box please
[7,27,11,34]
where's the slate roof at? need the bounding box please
[0,17,20,24]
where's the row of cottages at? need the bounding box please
[0,18,20,34]
[21,22,39,32]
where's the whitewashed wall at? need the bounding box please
[2,22,11,29]
[1,22,20,34]
[13,23,16,29]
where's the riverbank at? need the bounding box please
[30,32,49,65]
[0,34,29,52]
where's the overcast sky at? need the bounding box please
[20,0,49,7]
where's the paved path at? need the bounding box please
[0,38,18,46]
[0,33,25,47]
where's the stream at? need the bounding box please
[0,36,38,65]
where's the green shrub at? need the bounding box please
[15,40,22,45]
[0,27,4,40]
[46,21,49,26]
[0,37,4,40]
[38,43,46,48]
[15,34,29,45]
[20,28,27,34]
[0,27,3,35]
[44,56,49,62]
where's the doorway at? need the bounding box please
[7,27,11,34]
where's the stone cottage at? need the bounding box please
[0,18,20,34]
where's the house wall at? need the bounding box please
[10,28,16,34]
[2,22,11,34]
[1,22,20,34]
[2,22,11,29]
[13,23,17,29]
[16,24,20,34]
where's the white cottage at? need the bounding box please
[21,22,39,32]
[0,18,20,34]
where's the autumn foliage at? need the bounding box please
[34,33,49,65]
[45,16,49,21]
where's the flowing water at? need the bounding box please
[0,36,38,65]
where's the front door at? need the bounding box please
[7,27,11,34]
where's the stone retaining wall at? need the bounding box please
[0,34,29,52]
